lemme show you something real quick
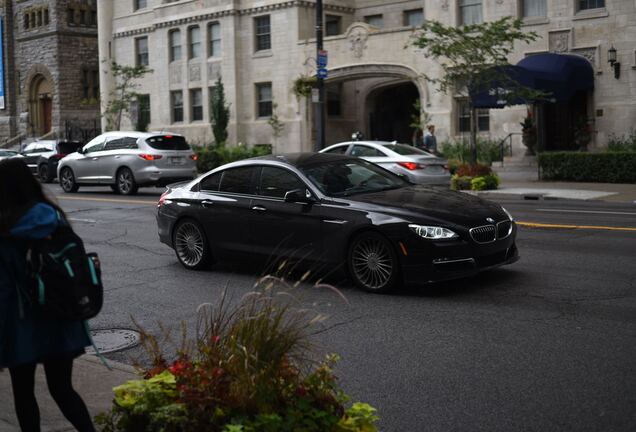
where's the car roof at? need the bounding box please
[331,140,407,147]
[97,131,184,139]
[252,152,358,168]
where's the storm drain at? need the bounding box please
[85,329,141,355]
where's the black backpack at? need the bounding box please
[25,222,103,321]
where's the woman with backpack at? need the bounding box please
[0,158,95,432]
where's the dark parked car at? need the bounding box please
[157,153,518,293]
[20,140,83,182]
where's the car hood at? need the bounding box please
[343,186,507,227]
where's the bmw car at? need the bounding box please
[157,153,518,293]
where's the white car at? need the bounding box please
[320,141,450,186]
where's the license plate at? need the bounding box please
[170,156,185,165]
[426,165,444,173]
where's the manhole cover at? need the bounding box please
[85,329,140,355]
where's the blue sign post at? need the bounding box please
[317,68,328,79]
[0,18,5,110]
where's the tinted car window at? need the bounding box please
[146,135,190,150]
[84,137,105,153]
[351,145,385,157]
[200,172,222,192]
[384,144,432,156]
[104,137,138,151]
[219,167,256,195]
[324,145,349,154]
[259,167,305,199]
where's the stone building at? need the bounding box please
[98,0,636,155]
[0,0,100,144]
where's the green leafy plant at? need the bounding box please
[267,102,285,148]
[96,278,379,432]
[292,75,317,99]
[210,77,231,145]
[439,138,501,165]
[607,129,636,153]
[193,143,271,173]
[538,152,636,183]
[102,61,152,131]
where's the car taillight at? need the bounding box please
[158,190,170,207]
[52,153,65,160]
[398,162,425,170]
[189,154,198,161]
[139,154,163,161]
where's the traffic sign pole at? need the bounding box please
[315,0,325,152]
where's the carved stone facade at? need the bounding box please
[98,0,636,152]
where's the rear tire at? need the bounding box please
[59,167,79,193]
[347,231,400,293]
[173,219,211,270]
[38,164,53,183]
[115,168,138,195]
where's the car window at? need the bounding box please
[351,145,385,157]
[323,145,349,155]
[200,172,222,192]
[383,144,432,156]
[146,135,190,150]
[219,167,257,195]
[258,166,306,199]
[104,138,124,151]
[84,137,106,153]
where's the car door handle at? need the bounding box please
[114,156,121,159]
[201,200,214,207]
[92,157,99,161]
[251,205,267,212]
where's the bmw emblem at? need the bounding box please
[486,217,495,224]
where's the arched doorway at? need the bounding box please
[367,83,419,143]
[29,75,53,136]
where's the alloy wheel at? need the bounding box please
[60,168,79,193]
[349,233,397,292]
[116,168,137,195]
[174,221,208,269]
[39,165,50,183]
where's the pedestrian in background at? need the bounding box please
[0,158,95,432]
[424,125,438,154]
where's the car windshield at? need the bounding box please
[146,135,190,150]
[300,159,407,197]
[383,144,433,156]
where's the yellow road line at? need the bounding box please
[517,221,636,232]
[56,196,156,205]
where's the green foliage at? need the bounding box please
[538,152,636,183]
[607,129,636,153]
[439,138,501,164]
[96,280,379,432]
[210,77,231,145]
[103,61,152,131]
[451,175,472,191]
[292,75,317,98]
[194,144,272,173]
[267,102,285,142]
[451,173,499,191]
[409,99,431,131]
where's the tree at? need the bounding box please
[409,17,544,164]
[210,77,230,145]
[102,62,151,131]
[267,102,285,149]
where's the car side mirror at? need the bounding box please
[77,147,85,154]
[284,189,316,204]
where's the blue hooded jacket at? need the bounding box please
[0,203,90,368]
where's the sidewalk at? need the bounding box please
[0,355,137,432]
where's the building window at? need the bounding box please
[191,89,203,121]
[364,14,383,28]
[134,0,147,11]
[522,0,547,17]
[255,15,271,51]
[24,13,29,29]
[135,37,149,66]
[189,26,201,59]
[91,70,99,99]
[404,9,424,27]
[37,10,42,26]
[256,83,272,118]
[81,68,99,99]
[137,94,151,131]
[169,29,181,62]
[44,9,49,25]
[457,99,489,133]
[459,0,482,25]
[325,15,342,36]
[208,22,221,57]
[68,8,75,25]
[171,91,183,123]
[578,0,605,10]
[327,84,342,117]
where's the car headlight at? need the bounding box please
[408,224,459,240]
[502,207,514,221]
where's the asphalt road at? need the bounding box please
[45,184,636,432]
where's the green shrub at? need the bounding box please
[454,163,492,177]
[471,173,499,191]
[538,152,636,183]
[607,129,636,153]
[439,137,502,165]
[194,144,272,173]
[451,175,472,190]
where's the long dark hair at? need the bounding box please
[0,158,65,233]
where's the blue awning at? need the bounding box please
[471,53,595,108]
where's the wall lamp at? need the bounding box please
[608,46,621,79]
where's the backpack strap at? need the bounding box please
[83,320,113,371]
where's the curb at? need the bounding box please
[78,354,139,375]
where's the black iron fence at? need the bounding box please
[64,119,101,144]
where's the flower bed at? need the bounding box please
[450,163,500,191]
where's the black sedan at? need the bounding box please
[157,153,518,293]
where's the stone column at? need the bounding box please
[97,0,114,131]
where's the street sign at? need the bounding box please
[317,68,328,79]
[311,88,320,103]
[317,49,328,68]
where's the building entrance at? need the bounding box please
[541,90,588,151]
[368,83,419,144]
[29,75,53,136]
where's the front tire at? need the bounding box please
[59,167,79,193]
[115,168,138,195]
[173,219,210,270]
[38,164,53,183]
[348,231,400,293]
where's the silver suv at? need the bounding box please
[57,132,197,195]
